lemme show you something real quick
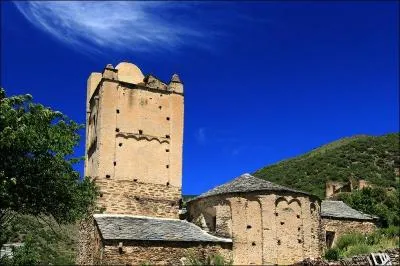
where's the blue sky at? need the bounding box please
[1,2,398,195]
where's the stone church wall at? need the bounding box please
[187,192,322,265]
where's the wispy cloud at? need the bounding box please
[14,1,206,53]
[195,127,207,145]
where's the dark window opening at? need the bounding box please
[326,231,335,248]
[133,179,138,182]
[166,135,170,139]
[166,165,169,168]
[247,225,252,229]
[115,128,120,132]
[159,106,162,110]
[212,216,217,232]
[139,130,143,135]
[277,240,281,245]
[298,239,302,243]
[116,109,120,114]
[100,193,103,198]
[106,175,111,178]
[119,143,123,147]
[298,227,301,231]
[166,117,170,120]
[113,161,117,166]
[280,221,285,225]
[166,149,170,152]
[275,212,278,216]
[252,242,256,246]
[297,214,300,218]
[166,182,170,186]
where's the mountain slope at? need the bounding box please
[253,133,399,198]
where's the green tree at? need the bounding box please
[0,88,97,244]
[337,187,400,227]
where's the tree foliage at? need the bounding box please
[337,187,399,227]
[0,88,97,236]
[253,134,399,198]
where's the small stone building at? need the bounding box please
[186,173,323,265]
[321,200,377,248]
[92,214,231,265]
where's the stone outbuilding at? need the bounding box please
[186,173,323,265]
[90,214,232,265]
[321,200,377,248]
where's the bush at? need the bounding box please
[342,243,372,257]
[324,231,399,261]
[334,233,365,250]
[324,248,340,261]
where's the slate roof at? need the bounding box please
[321,200,377,220]
[189,173,313,201]
[93,214,232,243]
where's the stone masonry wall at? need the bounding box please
[187,192,322,265]
[76,215,102,265]
[100,241,232,265]
[322,218,376,248]
[97,179,181,218]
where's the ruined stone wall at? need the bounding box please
[96,179,180,218]
[321,218,376,248]
[99,241,232,265]
[187,192,322,265]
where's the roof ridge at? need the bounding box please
[188,173,313,202]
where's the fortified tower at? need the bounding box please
[85,62,184,218]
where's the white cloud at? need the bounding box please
[14,1,204,53]
[195,127,206,144]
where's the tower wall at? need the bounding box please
[85,62,184,218]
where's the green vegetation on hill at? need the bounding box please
[253,133,399,199]
[337,187,399,227]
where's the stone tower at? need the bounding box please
[85,62,184,218]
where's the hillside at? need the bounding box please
[253,133,399,199]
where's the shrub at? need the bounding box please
[324,248,340,261]
[324,230,399,261]
[342,243,372,257]
[334,232,365,250]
